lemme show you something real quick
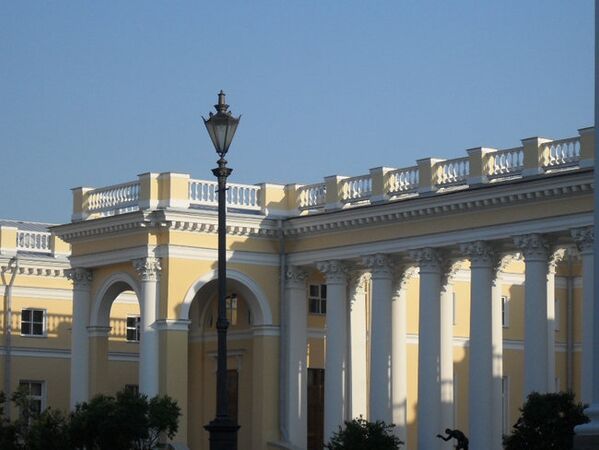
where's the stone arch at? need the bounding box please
[90,271,141,328]
[180,268,273,326]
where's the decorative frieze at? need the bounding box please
[285,265,307,289]
[571,226,594,254]
[65,268,92,288]
[133,257,161,282]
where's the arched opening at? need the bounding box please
[183,271,273,450]
[89,273,141,396]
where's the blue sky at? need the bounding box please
[0,1,593,223]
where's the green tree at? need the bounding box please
[326,417,403,450]
[0,392,19,450]
[503,391,589,450]
[69,389,180,450]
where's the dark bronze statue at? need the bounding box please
[436,428,469,450]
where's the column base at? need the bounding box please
[204,416,240,450]
[574,405,599,449]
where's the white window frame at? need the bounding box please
[18,380,46,416]
[308,284,327,315]
[126,315,140,342]
[20,308,46,337]
[501,296,510,328]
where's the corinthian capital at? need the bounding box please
[133,257,161,282]
[65,268,92,288]
[285,265,307,288]
[316,260,347,284]
[362,253,393,278]
[409,247,443,272]
[571,226,594,254]
[460,241,495,267]
[513,233,549,261]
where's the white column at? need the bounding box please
[392,267,416,446]
[284,266,308,448]
[547,249,565,392]
[133,257,161,397]
[514,233,550,395]
[461,241,495,450]
[440,279,454,445]
[317,260,349,442]
[410,247,443,450]
[66,268,92,409]
[364,254,393,423]
[572,227,594,403]
[349,273,368,420]
[491,269,504,450]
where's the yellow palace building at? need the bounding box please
[0,126,595,450]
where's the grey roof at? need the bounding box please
[0,219,56,233]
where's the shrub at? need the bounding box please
[326,417,403,450]
[503,391,589,450]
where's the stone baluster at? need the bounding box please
[65,268,92,409]
[410,247,444,450]
[284,265,308,448]
[513,233,550,395]
[363,254,394,423]
[571,227,594,403]
[317,260,349,442]
[133,257,161,397]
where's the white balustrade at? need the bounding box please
[541,137,580,169]
[87,181,140,216]
[435,157,470,187]
[488,147,524,179]
[16,230,52,254]
[189,179,261,211]
[297,183,326,210]
[388,166,419,195]
[341,175,372,204]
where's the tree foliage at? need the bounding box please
[326,417,403,450]
[0,388,180,450]
[503,391,589,450]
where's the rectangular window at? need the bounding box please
[502,296,510,328]
[308,284,327,315]
[21,309,45,336]
[18,380,44,417]
[502,376,510,434]
[226,294,238,326]
[126,316,140,342]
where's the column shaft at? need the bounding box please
[491,276,504,450]
[440,283,454,442]
[318,261,348,442]
[411,248,442,450]
[365,255,393,423]
[66,268,92,409]
[350,275,368,419]
[284,267,308,448]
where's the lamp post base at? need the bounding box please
[205,416,240,450]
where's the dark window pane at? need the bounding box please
[127,317,136,327]
[32,323,43,335]
[321,300,326,314]
[309,285,319,297]
[22,310,31,322]
[127,329,137,341]
[32,310,43,323]
[21,323,31,335]
[30,383,42,396]
[320,285,327,298]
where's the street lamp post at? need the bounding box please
[203,91,241,450]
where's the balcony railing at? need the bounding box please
[70,128,592,220]
[16,230,53,254]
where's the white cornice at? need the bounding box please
[286,212,592,265]
[283,170,593,237]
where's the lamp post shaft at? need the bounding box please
[204,156,239,450]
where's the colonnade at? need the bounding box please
[284,227,595,450]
